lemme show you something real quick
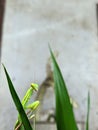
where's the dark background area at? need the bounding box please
[0,0,6,61]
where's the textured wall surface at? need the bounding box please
[0,0,98,130]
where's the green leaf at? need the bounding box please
[49,48,78,130]
[3,65,33,130]
[86,92,90,130]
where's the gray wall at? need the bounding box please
[0,0,98,129]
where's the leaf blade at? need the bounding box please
[86,92,90,130]
[3,65,33,130]
[50,48,78,130]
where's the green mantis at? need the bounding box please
[14,83,40,130]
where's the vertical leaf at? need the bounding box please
[3,65,33,130]
[86,92,90,130]
[50,48,78,130]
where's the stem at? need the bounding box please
[15,123,22,130]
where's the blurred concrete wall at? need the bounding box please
[0,0,98,130]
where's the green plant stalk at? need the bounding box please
[3,65,33,130]
[86,92,90,130]
[50,47,78,130]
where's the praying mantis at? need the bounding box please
[14,83,40,130]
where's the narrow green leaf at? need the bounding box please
[86,92,90,130]
[3,65,33,130]
[49,48,78,130]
